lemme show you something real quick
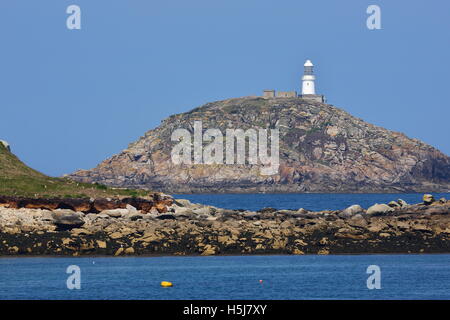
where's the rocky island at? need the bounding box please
[69,97,450,193]
[0,194,448,256]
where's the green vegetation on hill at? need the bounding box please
[0,143,148,198]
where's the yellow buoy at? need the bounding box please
[160,281,173,287]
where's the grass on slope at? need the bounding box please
[0,143,148,198]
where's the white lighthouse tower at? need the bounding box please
[302,60,315,95]
[300,59,325,102]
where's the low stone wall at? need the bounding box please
[299,94,325,103]
[276,91,297,98]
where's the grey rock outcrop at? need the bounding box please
[366,203,394,215]
[423,194,435,205]
[339,204,364,217]
[51,209,85,229]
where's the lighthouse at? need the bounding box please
[302,60,315,95]
[261,59,326,102]
[300,59,325,102]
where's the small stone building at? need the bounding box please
[262,90,298,99]
[263,90,275,98]
[276,91,297,98]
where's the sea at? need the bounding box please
[172,192,450,212]
[0,193,449,300]
[0,255,449,299]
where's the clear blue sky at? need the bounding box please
[1,0,449,176]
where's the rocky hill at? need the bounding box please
[69,97,450,193]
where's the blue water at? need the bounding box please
[172,193,450,212]
[2,193,449,299]
[0,255,449,299]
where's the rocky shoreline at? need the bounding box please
[0,194,449,256]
